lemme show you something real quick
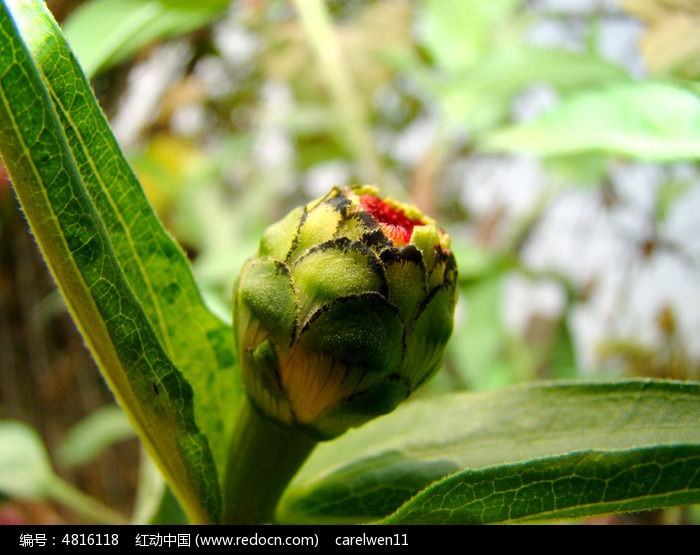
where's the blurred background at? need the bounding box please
[1,0,699,523]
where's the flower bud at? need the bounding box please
[234,186,457,438]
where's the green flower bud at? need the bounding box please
[234,186,457,439]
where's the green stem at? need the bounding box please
[46,477,129,524]
[293,0,399,194]
[222,399,317,524]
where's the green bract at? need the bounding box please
[234,186,457,438]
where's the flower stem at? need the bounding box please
[46,477,129,524]
[293,0,400,195]
[222,398,317,524]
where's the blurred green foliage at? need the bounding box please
[60,0,700,392]
[2,0,699,523]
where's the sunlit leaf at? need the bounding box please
[63,0,229,77]
[483,82,700,161]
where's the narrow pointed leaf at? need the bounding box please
[11,0,240,478]
[0,0,240,522]
[277,380,700,523]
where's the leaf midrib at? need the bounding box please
[47,86,174,358]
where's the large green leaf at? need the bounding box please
[381,445,700,524]
[482,81,700,161]
[63,0,229,77]
[277,380,700,523]
[0,0,240,522]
